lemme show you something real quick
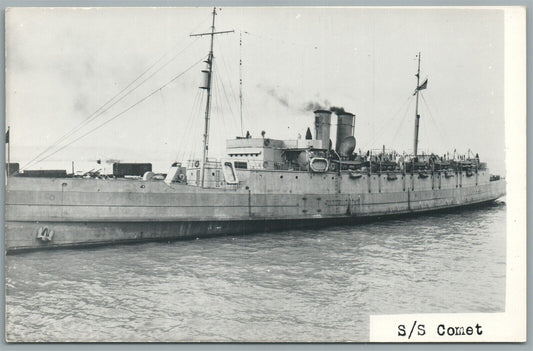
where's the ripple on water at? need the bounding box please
[5,202,506,342]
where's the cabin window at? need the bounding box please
[234,161,248,169]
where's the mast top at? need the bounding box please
[190,8,234,38]
[413,52,427,157]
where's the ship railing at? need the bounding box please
[350,154,487,176]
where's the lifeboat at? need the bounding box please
[309,157,329,173]
[387,173,398,181]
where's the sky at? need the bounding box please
[6,7,505,174]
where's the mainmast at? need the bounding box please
[191,7,233,187]
[412,52,427,157]
[413,52,421,157]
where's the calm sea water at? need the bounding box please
[5,202,506,342]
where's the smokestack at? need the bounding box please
[335,112,356,152]
[314,110,332,150]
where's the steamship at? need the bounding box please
[5,8,505,253]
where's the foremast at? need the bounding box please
[191,7,233,187]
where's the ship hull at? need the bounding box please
[5,172,506,253]
[7,198,502,253]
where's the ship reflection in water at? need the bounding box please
[5,201,505,342]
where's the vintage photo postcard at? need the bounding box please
[4,6,526,342]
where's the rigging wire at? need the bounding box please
[219,67,244,138]
[213,36,249,136]
[173,91,197,162]
[186,95,205,162]
[212,39,240,138]
[182,91,205,162]
[173,88,202,162]
[28,56,207,168]
[215,66,242,152]
[214,37,240,109]
[420,92,452,143]
[213,62,239,127]
[22,37,202,170]
[389,95,416,149]
[188,12,216,36]
[179,89,205,163]
[366,94,413,150]
[228,30,310,138]
[419,93,448,153]
[211,72,230,145]
[191,94,206,161]
[210,80,223,147]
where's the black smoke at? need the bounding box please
[258,84,290,107]
[301,99,331,112]
[330,106,346,114]
[301,101,348,115]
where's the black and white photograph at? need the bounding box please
[4,6,526,342]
